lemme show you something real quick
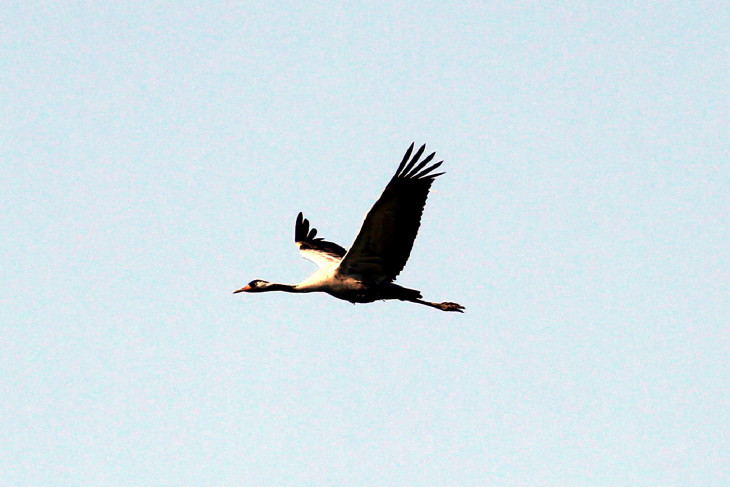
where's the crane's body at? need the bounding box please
[234,143,464,313]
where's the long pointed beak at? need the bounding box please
[233,284,252,294]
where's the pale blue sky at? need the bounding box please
[2,2,729,486]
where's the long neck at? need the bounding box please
[263,282,298,292]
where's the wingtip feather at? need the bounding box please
[415,160,444,179]
[394,143,414,177]
[406,152,436,178]
[295,212,311,242]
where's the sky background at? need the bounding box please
[2,1,729,486]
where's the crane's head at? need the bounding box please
[233,279,271,293]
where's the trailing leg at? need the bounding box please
[409,298,465,313]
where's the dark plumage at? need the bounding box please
[339,143,444,282]
[295,212,346,258]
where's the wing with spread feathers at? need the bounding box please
[337,143,444,282]
[294,212,347,268]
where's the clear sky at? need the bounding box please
[2,1,728,486]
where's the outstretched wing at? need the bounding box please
[337,143,444,282]
[294,212,347,268]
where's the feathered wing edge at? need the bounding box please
[393,142,444,181]
[294,212,347,268]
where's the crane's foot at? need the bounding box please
[437,301,465,313]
